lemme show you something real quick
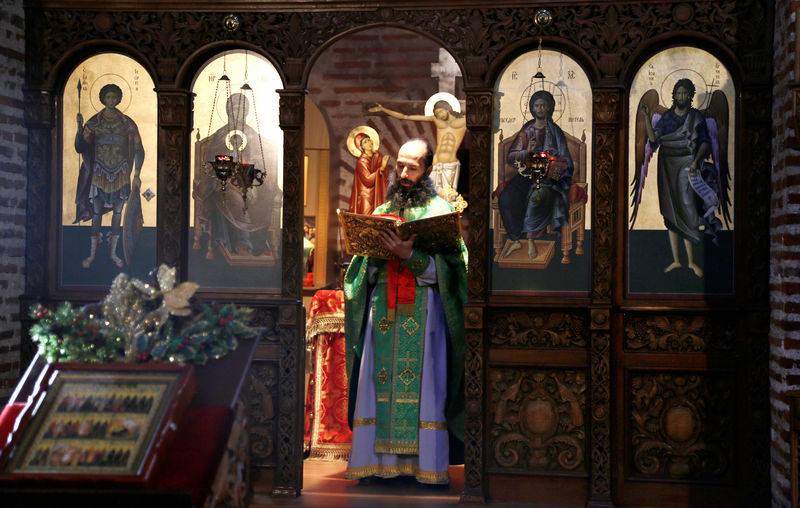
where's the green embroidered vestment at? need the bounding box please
[344,195,468,454]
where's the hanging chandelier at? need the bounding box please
[519,151,553,190]
[203,52,266,210]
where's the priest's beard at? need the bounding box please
[385,173,437,210]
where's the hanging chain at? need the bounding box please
[537,37,544,84]
[205,76,221,140]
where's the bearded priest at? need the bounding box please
[343,138,468,485]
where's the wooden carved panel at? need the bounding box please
[462,325,486,502]
[272,303,303,495]
[589,331,611,502]
[561,3,738,80]
[247,360,279,467]
[740,85,771,505]
[157,92,188,127]
[466,126,490,302]
[24,89,53,294]
[28,3,764,91]
[488,310,588,349]
[157,125,187,272]
[591,120,617,303]
[25,129,51,293]
[279,92,304,301]
[624,313,736,352]
[629,372,734,480]
[23,90,53,126]
[593,90,620,124]
[465,90,492,302]
[248,306,280,341]
[488,368,587,475]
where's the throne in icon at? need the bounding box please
[491,129,588,269]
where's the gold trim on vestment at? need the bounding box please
[374,444,418,455]
[416,469,450,484]
[395,397,419,403]
[305,314,344,344]
[344,464,449,484]
[352,419,445,430]
[307,444,351,462]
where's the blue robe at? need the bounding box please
[498,118,574,240]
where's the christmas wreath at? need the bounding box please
[29,265,257,365]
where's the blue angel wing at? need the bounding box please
[631,89,665,228]
[702,90,732,228]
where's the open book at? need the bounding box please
[338,210,462,259]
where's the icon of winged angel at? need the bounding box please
[630,78,731,278]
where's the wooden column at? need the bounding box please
[460,86,492,503]
[155,88,191,276]
[23,89,53,296]
[271,85,306,497]
[588,88,620,507]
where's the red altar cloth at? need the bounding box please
[0,403,26,450]
[304,289,351,460]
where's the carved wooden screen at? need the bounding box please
[616,47,743,507]
[481,47,595,505]
[22,2,771,506]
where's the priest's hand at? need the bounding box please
[379,230,416,260]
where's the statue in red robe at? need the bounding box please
[349,133,389,216]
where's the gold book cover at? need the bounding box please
[547,157,569,181]
[338,210,462,259]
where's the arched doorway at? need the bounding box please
[299,25,466,501]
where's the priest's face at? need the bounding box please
[396,140,430,188]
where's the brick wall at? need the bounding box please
[0,0,25,402]
[305,26,462,284]
[772,0,798,505]
[307,27,462,212]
